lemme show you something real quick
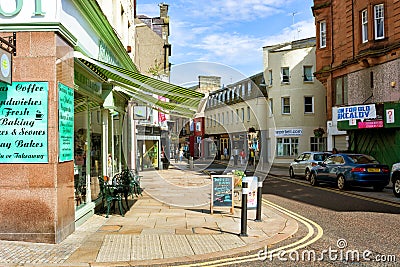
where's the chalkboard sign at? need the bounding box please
[211,175,234,214]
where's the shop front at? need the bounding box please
[337,103,400,167]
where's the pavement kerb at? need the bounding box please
[88,206,298,267]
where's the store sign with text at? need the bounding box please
[336,104,376,121]
[58,83,74,162]
[0,81,48,163]
[0,47,11,85]
[275,129,303,136]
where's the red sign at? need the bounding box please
[358,120,383,129]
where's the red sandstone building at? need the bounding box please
[313,0,400,165]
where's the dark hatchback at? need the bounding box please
[309,153,390,191]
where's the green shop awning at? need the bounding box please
[74,53,204,117]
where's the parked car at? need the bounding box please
[289,152,332,180]
[309,153,390,191]
[390,162,400,197]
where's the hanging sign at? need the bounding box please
[58,83,74,162]
[0,81,48,163]
[0,47,11,85]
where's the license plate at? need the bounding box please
[367,168,380,172]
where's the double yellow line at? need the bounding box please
[177,199,323,267]
[275,176,400,208]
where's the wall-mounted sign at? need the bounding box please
[275,128,303,136]
[58,83,74,162]
[386,109,395,124]
[0,81,48,163]
[134,106,147,120]
[0,48,11,85]
[337,104,376,121]
[358,120,383,129]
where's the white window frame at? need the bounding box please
[268,99,273,117]
[374,4,384,40]
[303,66,314,82]
[276,137,299,156]
[310,137,326,152]
[247,81,252,96]
[281,97,290,114]
[281,67,290,83]
[362,9,368,43]
[320,21,327,48]
[304,96,314,114]
[268,69,273,86]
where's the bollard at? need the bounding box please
[189,156,194,169]
[255,178,263,222]
[240,180,248,236]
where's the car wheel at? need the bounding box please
[310,173,318,186]
[337,175,346,190]
[393,177,400,198]
[305,169,311,181]
[373,185,385,192]
[289,167,295,178]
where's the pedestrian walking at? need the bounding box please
[179,149,184,162]
[223,147,228,160]
[233,147,239,166]
[239,149,246,165]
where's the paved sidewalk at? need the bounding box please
[0,163,298,266]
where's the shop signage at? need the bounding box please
[210,175,234,214]
[0,0,45,17]
[243,176,258,209]
[0,81,48,163]
[133,106,147,120]
[58,83,74,162]
[337,104,376,121]
[358,120,383,129]
[0,47,11,84]
[386,109,395,124]
[275,129,303,136]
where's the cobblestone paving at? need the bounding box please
[0,215,106,265]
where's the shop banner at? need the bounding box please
[58,83,74,162]
[337,104,376,121]
[0,81,48,163]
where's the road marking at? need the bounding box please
[176,199,323,267]
[274,176,400,208]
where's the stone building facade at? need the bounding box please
[313,0,400,165]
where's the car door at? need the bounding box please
[326,155,344,183]
[299,153,311,176]
[316,155,336,181]
[293,153,305,175]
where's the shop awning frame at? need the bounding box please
[74,53,204,117]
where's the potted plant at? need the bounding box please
[313,127,325,138]
[233,170,245,188]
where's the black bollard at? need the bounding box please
[255,177,263,222]
[240,180,248,236]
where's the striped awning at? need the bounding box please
[74,53,204,117]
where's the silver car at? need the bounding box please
[289,152,332,180]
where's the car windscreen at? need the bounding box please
[348,154,380,164]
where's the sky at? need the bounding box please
[136,0,316,86]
